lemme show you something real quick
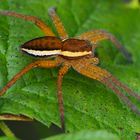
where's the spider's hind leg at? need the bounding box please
[103,77,140,115]
[73,61,140,116]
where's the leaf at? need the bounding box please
[0,137,17,140]
[44,130,119,140]
[0,0,140,139]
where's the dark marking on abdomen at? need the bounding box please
[21,36,62,51]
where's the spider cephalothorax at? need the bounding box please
[0,8,139,131]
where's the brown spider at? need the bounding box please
[0,7,140,131]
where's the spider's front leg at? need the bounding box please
[73,59,140,115]
[0,11,55,36]
[57,64,70,131]
[77,30,132,63]
[48,7,68,39]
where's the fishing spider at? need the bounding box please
[0,8,140,131]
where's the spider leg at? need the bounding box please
[73,60,140,115]
[57,64,70,131]
[108,75,140,100]
[0,11,55,36]
[77,30,132,62]
[48,7,68,40]
[103,77,140,115]
[0,59,60,96]
[85,57,99,65]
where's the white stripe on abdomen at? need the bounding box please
[22,48,61,56]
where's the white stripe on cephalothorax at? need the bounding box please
[22,48,92,57]
[21,48,61,56]
[61,51,92,57]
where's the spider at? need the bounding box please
[0,7,140,131]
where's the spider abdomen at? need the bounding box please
[21,36,62,57]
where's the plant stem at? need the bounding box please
[0,121,16,139]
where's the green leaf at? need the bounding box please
[44,130,119,140]
[0,137,17,140]
[0,0,140,139]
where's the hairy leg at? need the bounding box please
[48,7,68,39]
[57,64,70,131]
[108,75,140,100]
[0,60,60,122]
[73,60,140,115]
[0,59,60,96]
[77,30,132,62]
[0,11,55,36]
[84,56,99,65]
